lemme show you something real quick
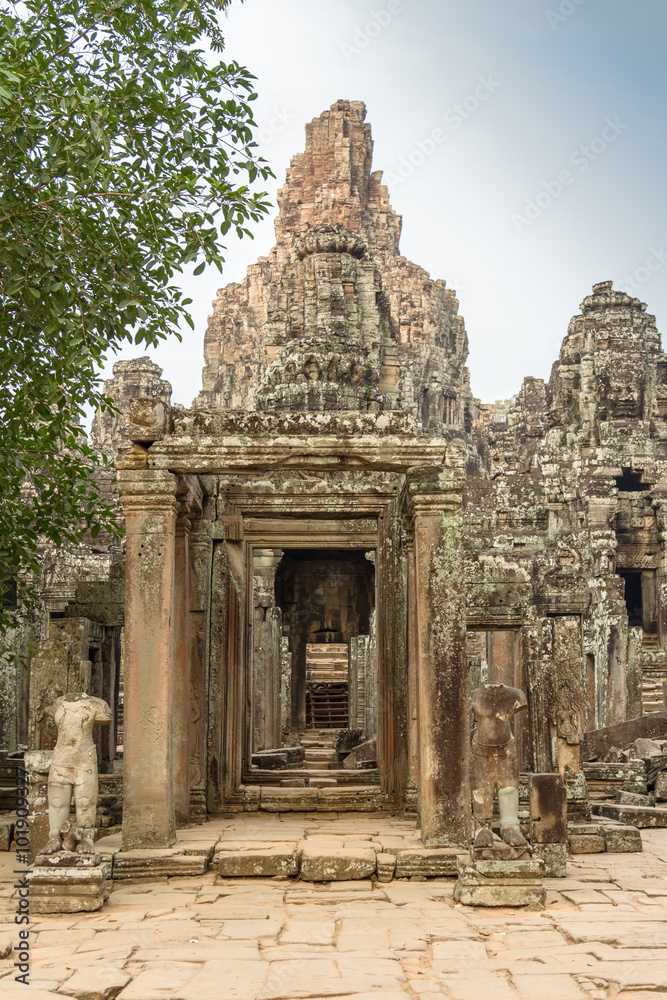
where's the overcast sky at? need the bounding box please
[102,0,667,408]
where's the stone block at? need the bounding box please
[29,864,109,913]
[633,737,665,760]
[463,856,545,880]
[333,728,363,753]
[259,786,318,811]
[592,801,667,827]
[567,833,606,853]
[299,845,376,881]
[279,778,305,787]
[563,767,591,820]
[287,747,306,767]
[617,790,654,806]
[530,773,567,844]
[342,737,377,770]
[582,713,667,762]
[457,870,546,888]
[112,848,208,879]
[654,770,667,801]
[453,854,545,907]
[35,850,102,869]
[217,847,298,877]
[532,842,567,877]
[315,785,383,811]
[376,852,397,882]
[603,824,643,852]
[251,751,287,770]
[308,777,337,787]
[471,842,532,862]
[454,883,546,907]
[394,847,462,878]
[128,397,171,442]
[0,818,14,851]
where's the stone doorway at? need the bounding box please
[250,547,377,777]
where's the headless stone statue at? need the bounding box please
[470,683,530,851]
[41,693,112,857]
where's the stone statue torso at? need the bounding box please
[49,695,112,786]
[471,683,527,748]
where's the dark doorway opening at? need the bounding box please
[619,570,658,635]
[620,571,643,627]
[275,549,375,737]
[615,468,651,492]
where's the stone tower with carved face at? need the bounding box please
[195,100,475,435]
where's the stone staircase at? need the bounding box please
[305,643,349,729]
[299,730,344,770]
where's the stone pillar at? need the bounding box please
[189,518,213,821]
[118,469,178,849]
[172,505,191,827]
[364,610,378,739]
[252,549,283,752]
[405,533,420,792]
[409,466,471,847]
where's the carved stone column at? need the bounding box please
[409,466,471,847]
[118,469,178,849]
[172,504,191,827]
[189,517,213,821]
[404,530,420,796]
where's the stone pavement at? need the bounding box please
[0,814,666,1000]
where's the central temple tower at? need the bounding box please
[195,100,476,435]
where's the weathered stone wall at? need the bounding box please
[465,281,667,771]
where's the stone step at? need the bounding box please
[305,643,348,656]
[592,801,667,827]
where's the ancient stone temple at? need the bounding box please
[7,100,667,854]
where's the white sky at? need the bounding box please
[100,0,667,408]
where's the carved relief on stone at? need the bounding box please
[189,680,202,788]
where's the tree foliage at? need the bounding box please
[0,0,272,627]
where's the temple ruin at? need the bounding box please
[4,100,667,855]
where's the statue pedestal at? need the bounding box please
[453,848,546,908]
[29,855,109,913]
[532,842,567,877]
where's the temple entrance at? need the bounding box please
[249,547,377,777]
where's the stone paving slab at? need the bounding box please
[1,819,666,999]
[0,991,65,998]
[512,972,588,998]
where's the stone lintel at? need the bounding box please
[146,436,455,474]
[173,409,423,438]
